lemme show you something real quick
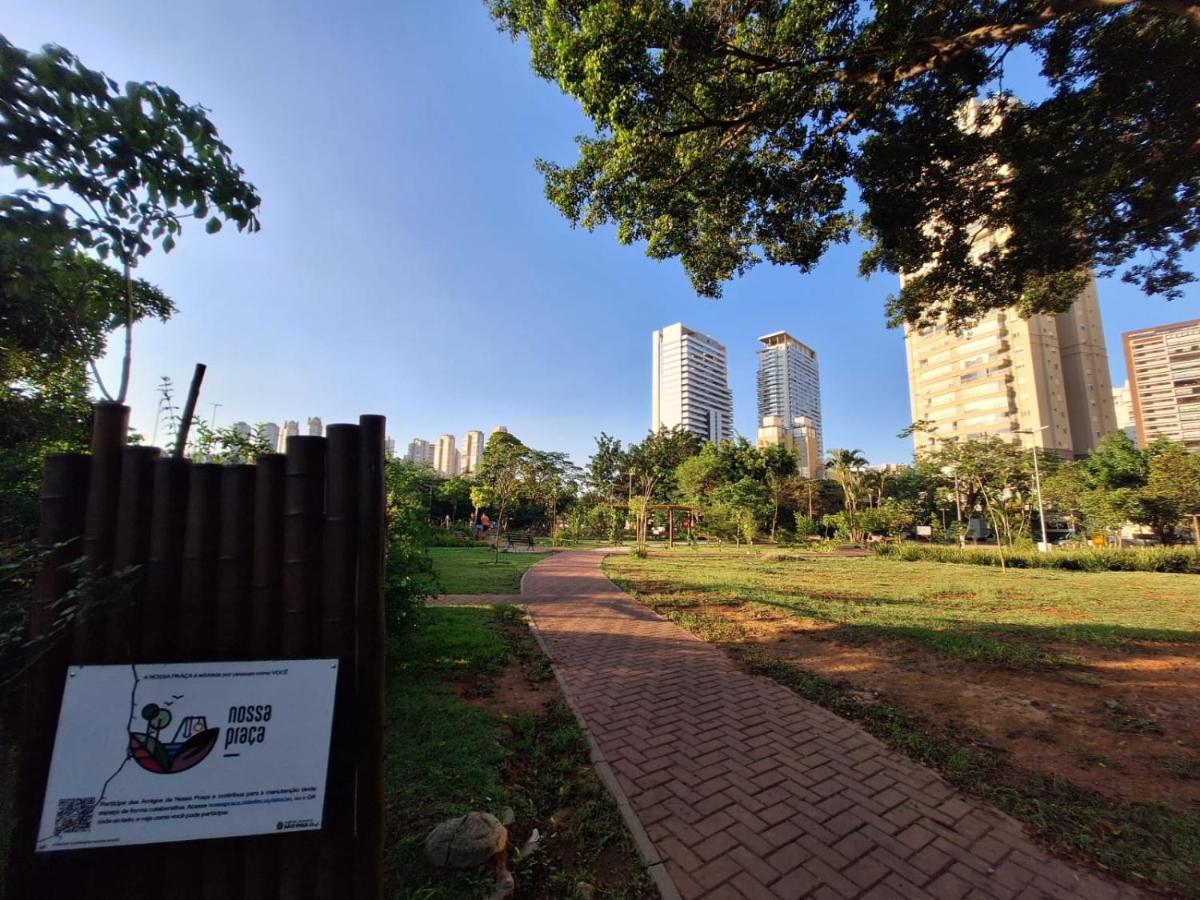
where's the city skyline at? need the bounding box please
[16,4,1194,470]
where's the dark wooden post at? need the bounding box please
[142,458,191,662]
[215,464,256,659]
[243,452,286,900]
[355,415,386,900]
[179,464,223,654]
[7,454,91,896]
[280,435,326,899]
[318,424,360,900]
[74,403,129,661]
[107,445,161,660]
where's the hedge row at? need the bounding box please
[872,542,1200,573]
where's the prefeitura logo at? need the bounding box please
[129,702,219,774]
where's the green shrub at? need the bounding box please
[872,542,1200,573]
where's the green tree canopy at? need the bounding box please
[488,1,1199,328]
[1,35,261,401]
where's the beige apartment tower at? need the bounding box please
[461,429,485,475]
[1123,318,1200,451]
[904,279,1118,457]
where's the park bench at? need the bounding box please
[504,531,536,550]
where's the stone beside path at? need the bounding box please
[511,551,1140,900]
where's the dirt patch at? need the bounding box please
[714,604,1200,810]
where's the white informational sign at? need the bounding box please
[916,525,933,537]
[36,659,338,852]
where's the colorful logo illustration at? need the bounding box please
[129,702,219,774]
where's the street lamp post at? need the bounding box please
[1016,427,1050,552]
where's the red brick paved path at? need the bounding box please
[522,551,1139,900]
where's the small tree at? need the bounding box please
[1,38,261,403]
[473,434,528,560]
[825,449,869,542]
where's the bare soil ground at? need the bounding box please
[717,600,1200,811]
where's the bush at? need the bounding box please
[872,542,1200,573]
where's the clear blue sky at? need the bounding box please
[8,3,1198,466]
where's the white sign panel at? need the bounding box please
[36,659,338,852]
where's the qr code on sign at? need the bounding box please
[55,797,96,834]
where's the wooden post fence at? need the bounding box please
[7,406,388,900]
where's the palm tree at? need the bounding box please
[825,449,869,542]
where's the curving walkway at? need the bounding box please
[517,551,1138,900]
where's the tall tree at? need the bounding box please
[825,448,869,542]
[1,36,261,402]
[472,432,529,559]
[487,1,1199,327]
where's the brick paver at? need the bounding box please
[521,551,1139,900]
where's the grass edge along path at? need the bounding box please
[604,569,1200,898]
[428,547,550,595]
[383,604,654,900]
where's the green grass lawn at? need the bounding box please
[384,606,652,899]
[605,546,1200,666]
[429,547,549,594]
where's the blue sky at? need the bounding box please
[8,2,1198,466]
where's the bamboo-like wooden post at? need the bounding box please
[280,434,325,899]
[142,458,191,662]
[107,445,161,660]
[355,414,386,900]
[317,424,360,900]
[215,464,256,659]
[7,454,91,896]
[74,403,129,662]
[179,464,223,655]
[243,452,285,899]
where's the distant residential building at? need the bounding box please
[461,430,484,475]
[307,416,323,437]
[1123,318,1200,451]
[651,322,733,443]
[406,438,435,465]
[904,279,1117,458]
[757,332,823,463]
[260,422,280,451]
[280,420,300,452]
[384,437,395,458]
[491,425,508,436]
[1112,382,1137,443]
[757,415,822,479]
[434,434,458,476]
[232,421,252,439]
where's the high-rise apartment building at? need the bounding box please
[280,420,300,452]
[651,323,734,443]
[904,279,1117,457]
[260,422,280,452]
[406,438,435,466]
[307,416,323,437]
[1112,382,1137,443]
[757,415,823,479]
[434,434,458,476]
[232,421,252,439]
[1123,318,1200,450]
[461,430,484,475]
[903,98,1117,458]
[385,437,396,458]
[491,425,508,436]
[756,332,822,463]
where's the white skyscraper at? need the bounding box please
[434,434,458,476]
[384,437,396,458]
[461,430,485,475]
[756,332,823,463]
[232,421,252,439]
[307,416,323,437]
[651,322,733,443]
[260,422,280,452]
